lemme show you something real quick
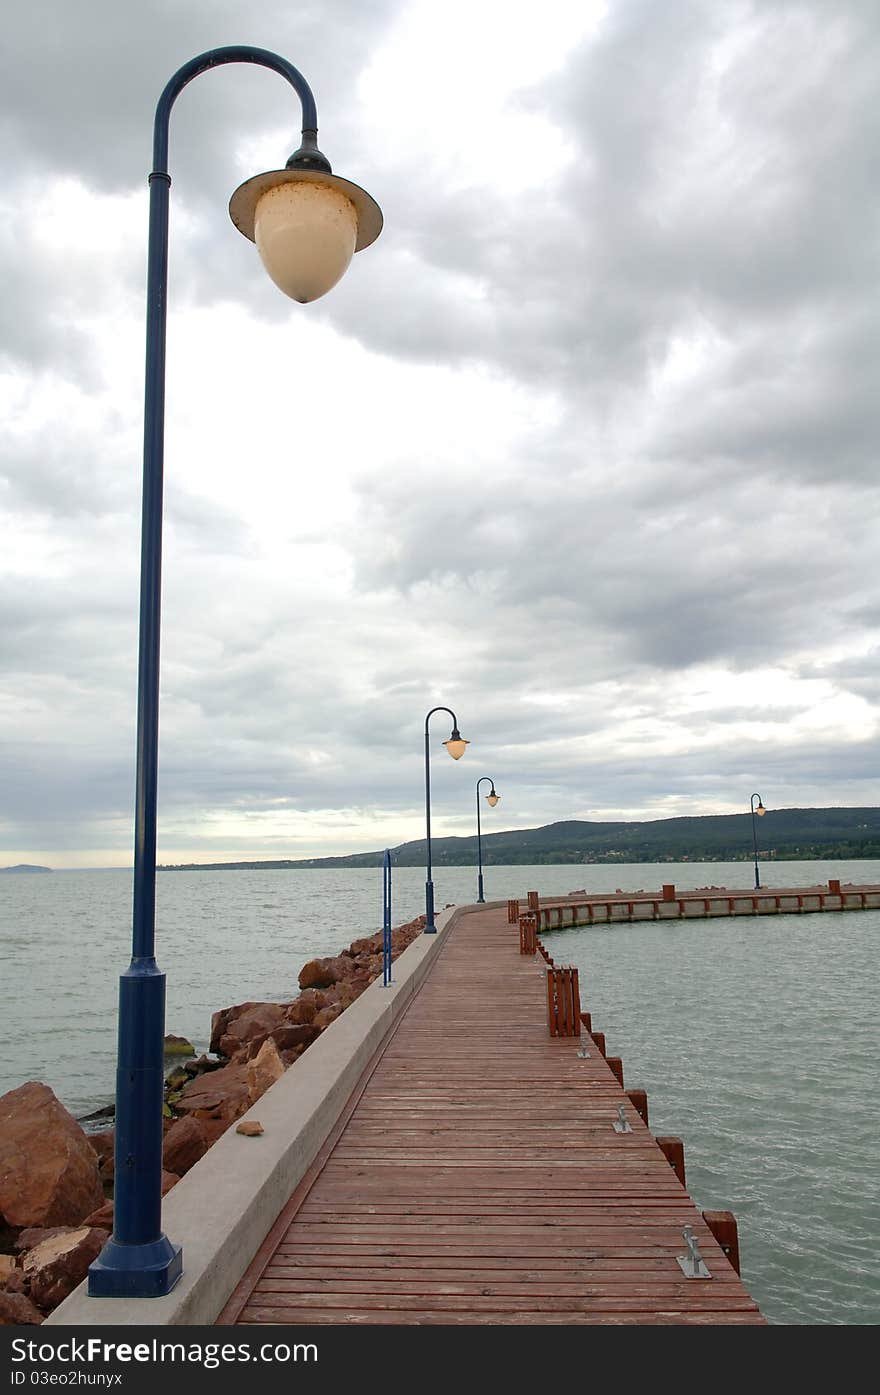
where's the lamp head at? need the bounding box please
[486,791,500,807]
[443,728,469,760]
[756,802,766,816]
[229,142,382,303]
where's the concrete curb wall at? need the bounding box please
[49,902,477,1326]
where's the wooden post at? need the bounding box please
[626,1088,649,1126]
[702,1210,741,1274]
[519,912,537,954]
[656,1135,686,1186]
[579,1010,592,1033]
[546,967,581,1037]
[507,898,519,924]
[606,1055,624,1086]
[592,1030,606,1057]
[527,890,539,914]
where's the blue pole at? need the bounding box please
[383,850,392,985]
[89,47,324,1301]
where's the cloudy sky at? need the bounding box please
[2,0,880,869]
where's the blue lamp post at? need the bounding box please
[424,707,469,932]
[750,792,766,890]
[88,46,381,1299]
[475,777,500,903]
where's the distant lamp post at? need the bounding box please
[475,777,500,903]
[424,707,469,932]
[88,46,381,1301]
[750,793,766,890]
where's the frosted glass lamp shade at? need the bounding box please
[486,793,500,807]
[229,166,382,304]
[443,734,469,760]
[254,182,357,303]
[756,804,766,816]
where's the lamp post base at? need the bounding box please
[88,1235,182,1298]
[477,871,485,903]
[425,879,436,933]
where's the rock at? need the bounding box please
[23,1226,108,1310]
[14,1226,72,1252]
[297,956,353,991]
[312,1003,343,1031]
[285,990,326,1025]
[236,1121,264,1137]
[0,1083,104,1228]
[269,1024,318,1052]
[210,1001,286,1054]
[0,1255,16,1284]
[175,1061,250,1122]
[87,1128,115,1183]
[161,1116,208,1176]
[349,932,383,956]
[163,1034,195,1055]
[214,1003,289,1061]
[246,1039,285,1103]
[0,1289,44,1325]
[82,1173,178,1233]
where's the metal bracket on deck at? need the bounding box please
[576,1040,591,1058]
[612,1104,632,1133]
[676,1226,712,1278]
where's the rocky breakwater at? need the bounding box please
[0,914,424,1324]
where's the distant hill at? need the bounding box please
[157,807,880,871]
[0,864,52,873]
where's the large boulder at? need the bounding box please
[0,1083,104,1228]
[174,1061,250,1122]
[212,1003,289,1060]
[161,1115,208,1176]
[285,990,327,1025]
[23,1227,108,1311]
[298,956,354,991]
[246,1039,285,1103]
[0,1290,44,1325]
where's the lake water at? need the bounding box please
[1,858,878,1325]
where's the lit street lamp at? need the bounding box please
[475,777,500,903]
[750,793,766,890]
[88,46,381,1299]
[424,707,469,932]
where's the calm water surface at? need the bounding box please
[1,858,878,1325]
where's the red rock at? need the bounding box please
[298,956,353,990]
[14,1226,72,1252]
[0,1289,44,1325]
[285,990,326,1024]
[82,1202,113,1229]
[246,1039,285,1103]
[87,1128,115,1182]
[175,1061,250,1120]
[161,1116,208,1176]
[215,1003,289,1060]
[82,1173,177,1233]
[0,1255,16,1285]
[312,1003,342,1030]
[23,1226,108,1310]
[349,932,383,956]
[0,1083,104,1228]
[270,1024,318,1052]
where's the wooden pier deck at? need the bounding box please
[219,904,765,1325]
